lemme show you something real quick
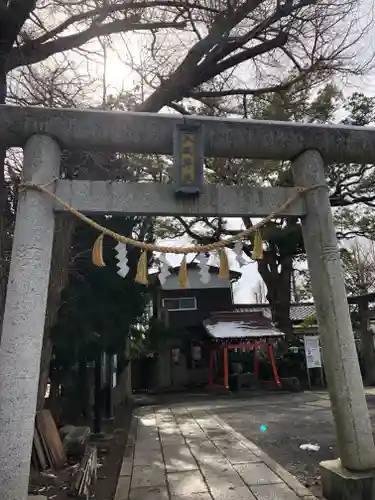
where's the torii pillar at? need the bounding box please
[0,135,60,500]
[292,150,375,499]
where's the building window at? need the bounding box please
[162,297,197,311]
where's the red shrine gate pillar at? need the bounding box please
[208,340,281,391]
[268,343,281,387]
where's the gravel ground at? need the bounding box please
[197,390,375,499]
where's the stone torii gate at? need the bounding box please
[0,105,375,500]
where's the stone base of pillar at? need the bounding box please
[321,459,375,500]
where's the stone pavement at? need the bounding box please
[114,404,317,500]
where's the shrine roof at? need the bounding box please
[203,311,284,339]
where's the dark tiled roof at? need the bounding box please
[233,304,316,322]
[289,305,316,321]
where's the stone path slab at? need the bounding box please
[115,405,318,500]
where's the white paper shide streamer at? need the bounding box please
[197,253,211,284]
[233,241,247,267]
[115,242,129,278]
[159,254,171,285]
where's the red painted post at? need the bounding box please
[268,343,281,387]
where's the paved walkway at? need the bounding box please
[115,405,317,500]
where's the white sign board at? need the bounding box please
[304,336,322,369]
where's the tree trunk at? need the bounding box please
[124,335,132,398]
[78,358,89,419]
[36,214,76,409]
[257,253,294,337]
[37,334,53,409]
[103,353,114,419]
[93,352,102,434]
[358,298,375,385]
[114,334,132,407]
[48,368,61,425]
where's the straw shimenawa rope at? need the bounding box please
[19,181,308,254]
[19,181,316,286]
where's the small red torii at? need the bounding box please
[203,311,284,391]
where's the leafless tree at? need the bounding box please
[342,240,375,383]
[0,0,186,318]
[342,240,375,296]
[1,0,375,340]
[131,0,374,113]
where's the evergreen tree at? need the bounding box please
[52,216,153,371]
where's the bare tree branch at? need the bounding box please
[188,60,324,97]
[8,19,186,71]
